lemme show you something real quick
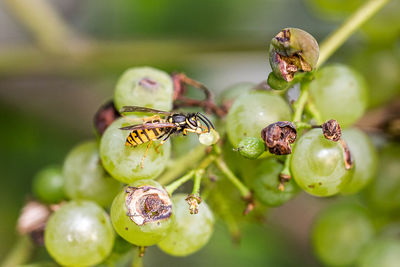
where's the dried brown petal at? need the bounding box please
[93,100,120,136]
[125,186,172,226]
[185,194,202,214]
[322,119,342,142]
[261,121,297,155]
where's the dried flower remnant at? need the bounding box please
[261,121,297,155]
[186,194,202,214]
[269,28,319,82]
[125,186,172,226]
[94,100,120,135]
[322,119,342,142]
[339,139,353,170]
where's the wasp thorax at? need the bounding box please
[125,186,172,226]
[269,28,319,82]
[322,119,342,142]
[261,121,297,155]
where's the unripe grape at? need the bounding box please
[218,82,255,108]
[32,165,65,204]
[114,67,173,112]
[237,137,265,159]
[100,116,171,183]
[357,238,400,267]
[309,64,368,128]
[312,203,374,267]
[249,157,298,206]
[158,194,214,256]
[341,128,378,194]
[291,129,353,196]
[63,141,121,207]
[226,91,291,148]
[110,180,174,246]
[365,143,400,212]
[44,201,114,266]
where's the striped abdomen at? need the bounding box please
[125,127,166,146]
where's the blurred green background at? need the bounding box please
[0,0,399,266]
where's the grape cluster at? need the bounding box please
[15,25,396,267]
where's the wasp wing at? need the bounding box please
[120,106,172,115]
[120,122,176,131]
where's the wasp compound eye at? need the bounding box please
[322,119,342,142]
[269,28,319,82]
[261,121,297,155]
[125,186,172,226]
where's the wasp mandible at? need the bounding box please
[119,106,214,168]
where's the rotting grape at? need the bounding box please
[158,194,214,256]
[341,128,378,194]
[100,116,171,183]
[114,66,174,112]
[32,165,65,204]
[308,64,368,128]
[110,179,174,246]
[44,201,114,266]
[63,141,121,207]
[312,202,374,267]
[248,157,298,206]
[291,129,353,196]
[226,91,291,148]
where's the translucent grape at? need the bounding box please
[100,116,171,183]
[341,128,378,194]
[291,129,353,196]
[312,203,374,267]
[32,165,65,204]
[226,91,291,147]
[110,179,174,246]
[158,194,214,256]
[309,64,368,128]
[218,82,255,107]
[63,141,121,207]
[249,157,298,206]
[358,238,400,267]
[114,67,173,112]
[44,201,114,266]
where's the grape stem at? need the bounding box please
[131,247,143,267]
[317,0,390,68]
[191,169,204,196]
[0,236,33,267]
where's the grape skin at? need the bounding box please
[158,194,214,256]
[100,116,171,183]
[291,129,353,196]
[63,141,121,207]
[226,91,292,148]
[114,66,174,112]
[32,165,65,204]
[44,201,115,266]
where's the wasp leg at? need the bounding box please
[155,130,174,152]
[141,140,153,169]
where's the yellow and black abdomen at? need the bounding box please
[125,128,165,146]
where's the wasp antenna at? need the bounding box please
[197,114,212,133]
[198,113,215,129]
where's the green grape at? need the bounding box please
[249,157,298,206]
[237,137,265,159]
[291,129,353,196]
[226,91,291,147]
[44,201,114,266]
[218,82,255,106]
[63,141,121,207]
[110,179,174,246]
[312,203,374,267]
[366,143,400,212]
[171,134,199,158]
[341,128,378,194]
[114,67,173,112]
[32,165,65,203]
[309,64,368,128]
[357,238,400,267]
[100,116,171,183]
[158,194,214,256]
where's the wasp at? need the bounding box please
[119,106,214,168]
